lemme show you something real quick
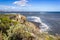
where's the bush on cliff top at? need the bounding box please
[0,14,60,40]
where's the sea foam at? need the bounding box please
[27,16,49,32]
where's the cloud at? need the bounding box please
[4,6,16,10]
[0,5,16,11]
[13,0,31,6]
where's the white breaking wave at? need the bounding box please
[27,16,49,32]
[27,16,42,23]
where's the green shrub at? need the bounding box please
[0,14,60,40]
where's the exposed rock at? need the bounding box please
[0,32,2,40]
[0,14,60,40]
[10,14,26,24]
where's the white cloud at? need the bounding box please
[0,5,16,11]
[4,6,16,10]
[13,0,31,6]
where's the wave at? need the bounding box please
[27,16,50,32]
[27,16,42,23]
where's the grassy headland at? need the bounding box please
[0,14,60,40]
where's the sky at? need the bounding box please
[0,0,60,11]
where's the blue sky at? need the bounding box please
[0,0,60,11]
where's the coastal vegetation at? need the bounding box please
[0,14,60,40]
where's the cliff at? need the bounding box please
[0,14,60,40]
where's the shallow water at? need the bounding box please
[40,13,60,35]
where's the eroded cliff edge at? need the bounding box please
[0,14,60,40]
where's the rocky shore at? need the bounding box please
[0,14,60,40]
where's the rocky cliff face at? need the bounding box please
[0,14,60,40]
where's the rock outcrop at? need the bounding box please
[0,14,60,40]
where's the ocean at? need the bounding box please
[0,12,60,35]
[40,13,60,35]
